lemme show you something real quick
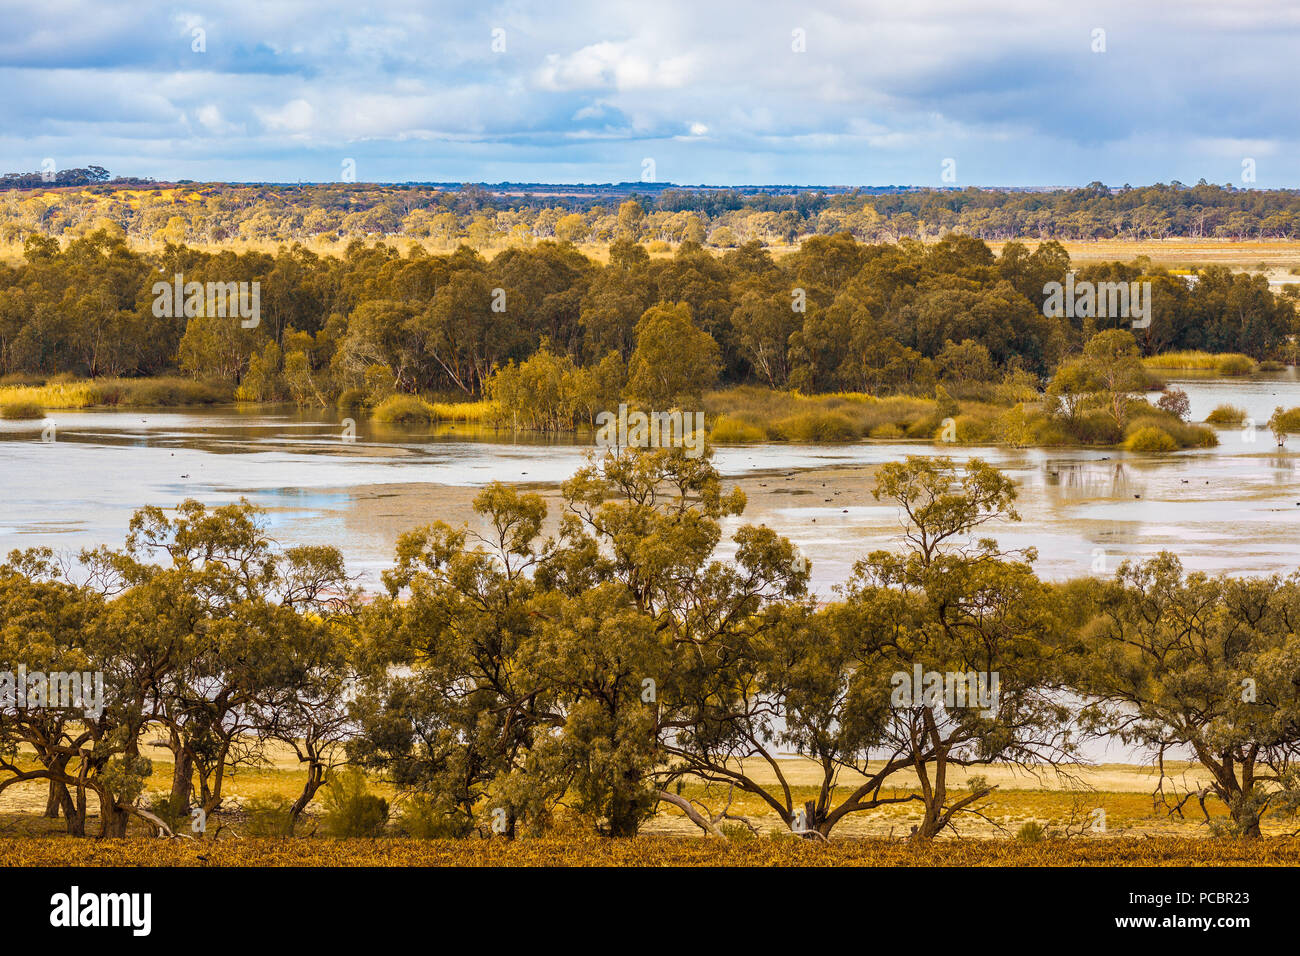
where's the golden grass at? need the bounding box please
[1143,351,1257,374]
[371,395,501,424]
[987,238,1300,271]
[1,835,1296,866]
[0,378,230,408]
[704,386,937,443]
[0,382,101,408]
[428,398,500,423]
[0,400,44,419]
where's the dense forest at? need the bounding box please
[1,229,1293,398]
[5,175,1300,246]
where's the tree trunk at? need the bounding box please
[800,799,818,840]
[66,785,87,837]
[99,798,131,838]
[656,790,725,837]
[44,778,68,818]
[169,743,193,811]
[288,767,326,834]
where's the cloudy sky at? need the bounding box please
[4,0,1299,187]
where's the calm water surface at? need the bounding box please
[5,375,1300,595]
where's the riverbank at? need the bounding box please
[0,376,1222,453]
[0,376,230,410]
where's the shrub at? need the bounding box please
[709,414,767,443]
[145,793,190,835]
[905,412,944,439]
[242,796,296,837]
[321,769,389,838]
[940,413,996,444]
[118,378,229,406]
[1206,404,1247,425]
[1156,387,1190,422]
[1124,425,1178,452]
[1016,821,1047,843]
[1075,409,1124,445]
[336,387,367,411]
[1259,360,1286,372]
[0,401,43,420]
[1269,406,1300,438]
[1216,354,1256,376]
[720,822,758,843]
[1127,414,1208,448]
[399,795,473,839]
[372,394,434,424]
[868,422,904,439]
[1032,421,1070,446]
[702,387,933,441]
[1156,418,1218,448]
[772,411,857,442]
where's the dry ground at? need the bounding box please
[2,835,1296,866]
[0,743,1271,843]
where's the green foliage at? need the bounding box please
[486,346,622,431]
[1268,406,1300,442]
[321,769,390,838]
[627,302,721,407]
[0,219,1290,456]
[1124,425,1178,452]
[242,797,296,837]
[1216,354,1256,376]
[1073,553,1300,838]
[235,341,286,402]
[1016,821,1047,843]
[772,410,857,442]
[372,394,434,423]
[336,387,367,410]
[720,822,758,843]
[709,413,767,443]
[0,400,43,419]
[1206,404,1247,425]
[398,795,474,839]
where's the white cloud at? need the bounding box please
[257,98,314,134]
[536,42,692,91]
[2,0,1300,184]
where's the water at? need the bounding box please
[4,376,1300,596]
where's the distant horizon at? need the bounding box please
[10,173,1296,194]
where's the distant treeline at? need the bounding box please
[0,231,1293,406]
[6,176,1300,244]
[0,165,157,191]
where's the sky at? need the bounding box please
[4,0,1300,188]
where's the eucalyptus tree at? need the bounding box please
[1072,554,1300,837]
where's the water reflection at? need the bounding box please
[4,378,1300,591]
